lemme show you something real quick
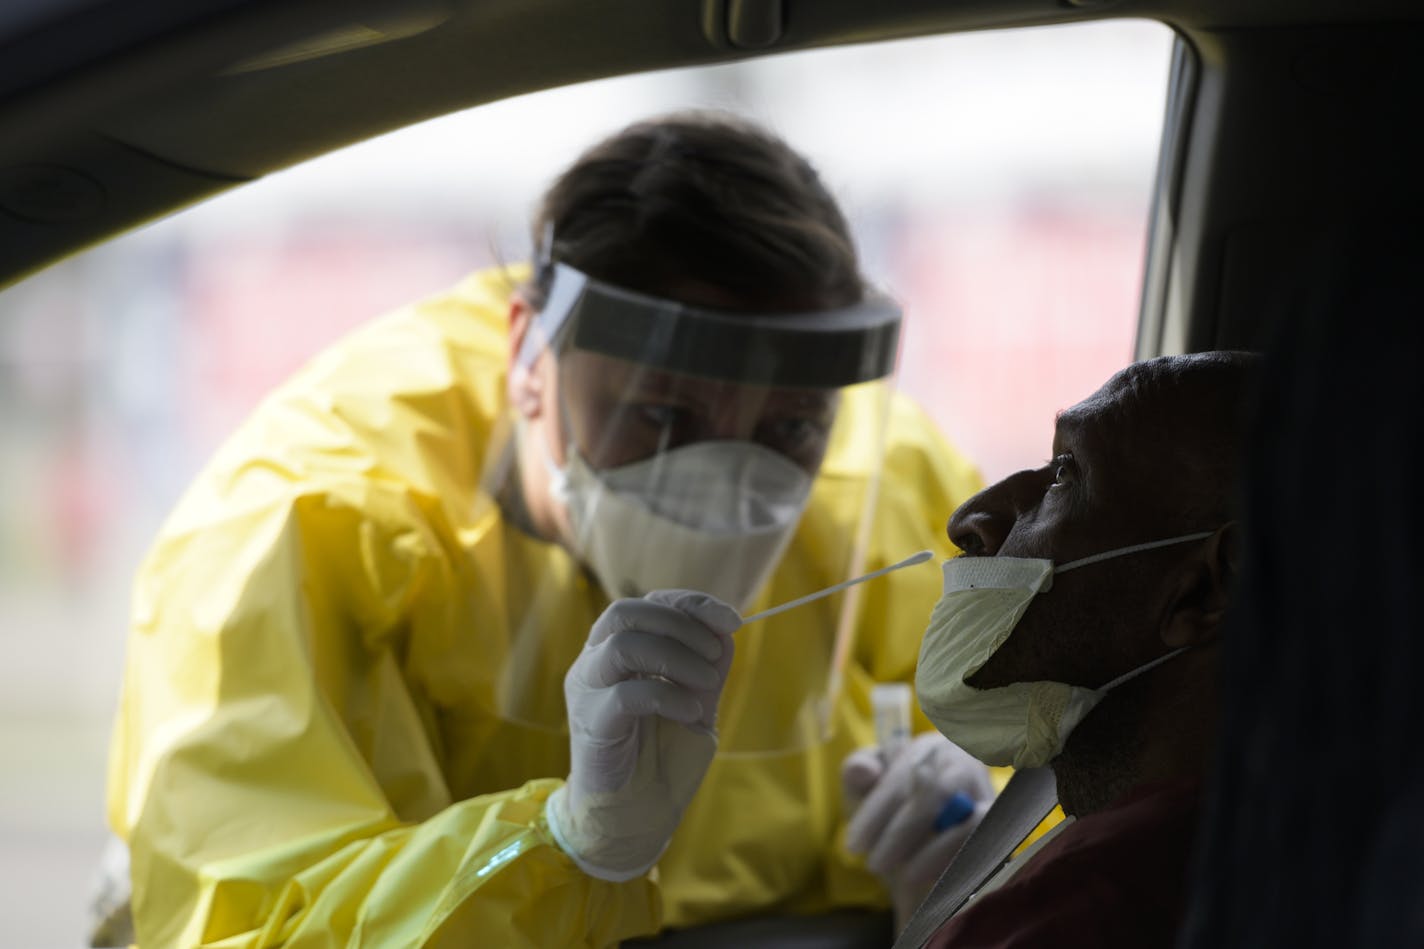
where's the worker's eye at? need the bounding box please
[1049,453,1076,486]
[636,403,693,432]
[760,416,827,450]
[756,415,832,471]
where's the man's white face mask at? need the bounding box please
[914,532,1215,769]
[541,430,813,611]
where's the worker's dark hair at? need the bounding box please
[525,111,862,312]
[1180,227,1424,947]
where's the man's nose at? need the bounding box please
[947,467,1045,556]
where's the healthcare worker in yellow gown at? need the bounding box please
[104,113,991,948]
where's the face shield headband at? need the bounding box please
[518,262,903,387]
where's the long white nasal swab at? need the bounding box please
[741,550,934,624]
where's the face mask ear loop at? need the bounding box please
[1054,531,1216,575]
[1097,645,1190,693]
[1051,531,1214,691]
[521,353,584,519]
[540,340,599,480]
[525,411,570,504]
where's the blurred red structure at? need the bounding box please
[176,203,1144,486]
[897,201,1144,482]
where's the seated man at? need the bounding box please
[911,351,1257,948]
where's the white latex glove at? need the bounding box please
[546,589,740,881]
[842,731,994,925]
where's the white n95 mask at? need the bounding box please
[547,438,813,611]
[914,532,1213,769]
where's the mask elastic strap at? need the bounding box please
[517,416,571,502]
[1055,530,1215,575]
[1098,645,1189,693]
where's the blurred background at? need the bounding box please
[0,20,1171,942]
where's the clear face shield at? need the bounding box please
[491,263,901,756]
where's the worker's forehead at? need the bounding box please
[561,348,837,406]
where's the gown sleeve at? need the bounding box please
[107,470,660,949]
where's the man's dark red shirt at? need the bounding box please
[926,779,1202,949]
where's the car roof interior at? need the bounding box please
[1,0,1420,360]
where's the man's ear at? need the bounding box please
[507,294,545,420]
[1160,523,1241,649]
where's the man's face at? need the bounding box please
[557,348,840,474]
[946,373,1184,690]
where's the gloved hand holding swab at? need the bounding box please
[741,550,934,624]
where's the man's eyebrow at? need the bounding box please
[1052,409,1090,448]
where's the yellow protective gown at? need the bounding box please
[107,268,985,948]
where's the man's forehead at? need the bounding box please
[1054,366,1154,438]
[1053,395,1114,449]
[1053,406,1091,440]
